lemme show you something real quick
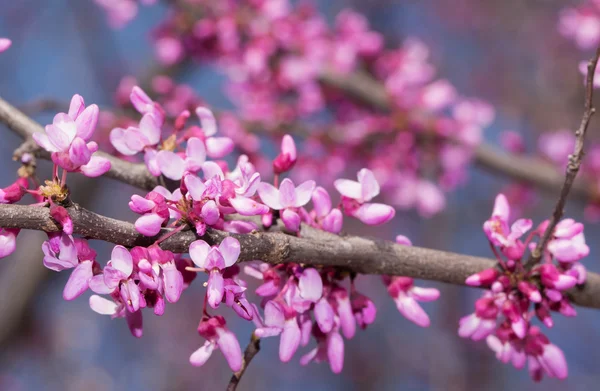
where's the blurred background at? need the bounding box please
[1,0,599,390]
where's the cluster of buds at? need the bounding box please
[460,194,589,381]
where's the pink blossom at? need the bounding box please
[334,168,395,225]
[273,134,297,174]
[189,237,240,308]
[0,38,11,53]
[258,178,315,231]
[156,137,206,180]
[194,107,235,158]
[384,276,439,327]
[0,177,29,204]
[0,228,19,259]
[483,194,531,259]
[190,316,242,372]
[33,95,110,177]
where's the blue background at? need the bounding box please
[1,1,598,390]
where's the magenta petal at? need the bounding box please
[207,270,225,308]
[541,344,568,379]
[68,94,85,119]
[229,196,269,216]
[337,297,356,339]
[156,150,185,180]
[45,124,72,152]
[257,183,283,210]
[217,329,243,372]
[357,168,380,202]
[33,132,60,153]
[219,237,241,268]
[185,137,207,172]
[206,137,234,158]
[327,331,345,374]
[279,319,301,362]
[189,240,211,268]
[281,209,301,232]
[184,174,206,201]
[110,128,138,156]
[190,341,215,367]
[130,86,153,113]
[298,268,323,302]
[0,38,10,53]
[281,134,297,160]
[314,298,334,333]
[195,107,218,136]
[312,186,332,217]
[129,195,155,213]
[89,274,113,294]
[354,203,395,225]
[89,295,118,315]
[135,213,164,236]
[126,309,143,338]
[69,137,92,166]
[111,245,133,276]
[139,113,161,145]
[410,287,440,302]
[79,156,111,177]
[334,179,362,200]
[162,263,184,303]
[294,180,316,207]
[201,200,220,225]
[279,178,297,208]
[322,209,343,234]
[0,229,17,259]
[395,295,430,327]
[75,104,99,141]
[63,260,93,300]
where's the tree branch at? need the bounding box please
[528,49,600,266]
[1,203,599,309]
[318,69,594,201]
[0,95,158,191]
[226,334,261,391]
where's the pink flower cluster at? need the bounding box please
[559,1,600,50]
[96,0,497,217]
[33,94,111,178]
[461,194,589,381]
[0,85,445,376]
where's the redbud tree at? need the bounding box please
[1,0,600,389]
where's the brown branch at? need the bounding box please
[527,49,600,266]
[226,334,261,391]
[318,69,595,201]
[0,95,159,191]
[1,203,599,309]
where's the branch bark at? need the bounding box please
[1,203,599,309]
[528,49,600,266]
[226,334,261,391]
[0,95,158,191]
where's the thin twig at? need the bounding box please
[226,334,261,391]
[527,48,600,267]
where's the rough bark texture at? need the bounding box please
[1,203,599,309]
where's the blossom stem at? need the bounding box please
[153,224,186,245]
[226,333,261,391]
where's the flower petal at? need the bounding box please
[63,260,93,300]
[156,151,185,180]
[111,245,133,276]
[258,183,283,210]
[189,240,211,268]
[219,237,241,268]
